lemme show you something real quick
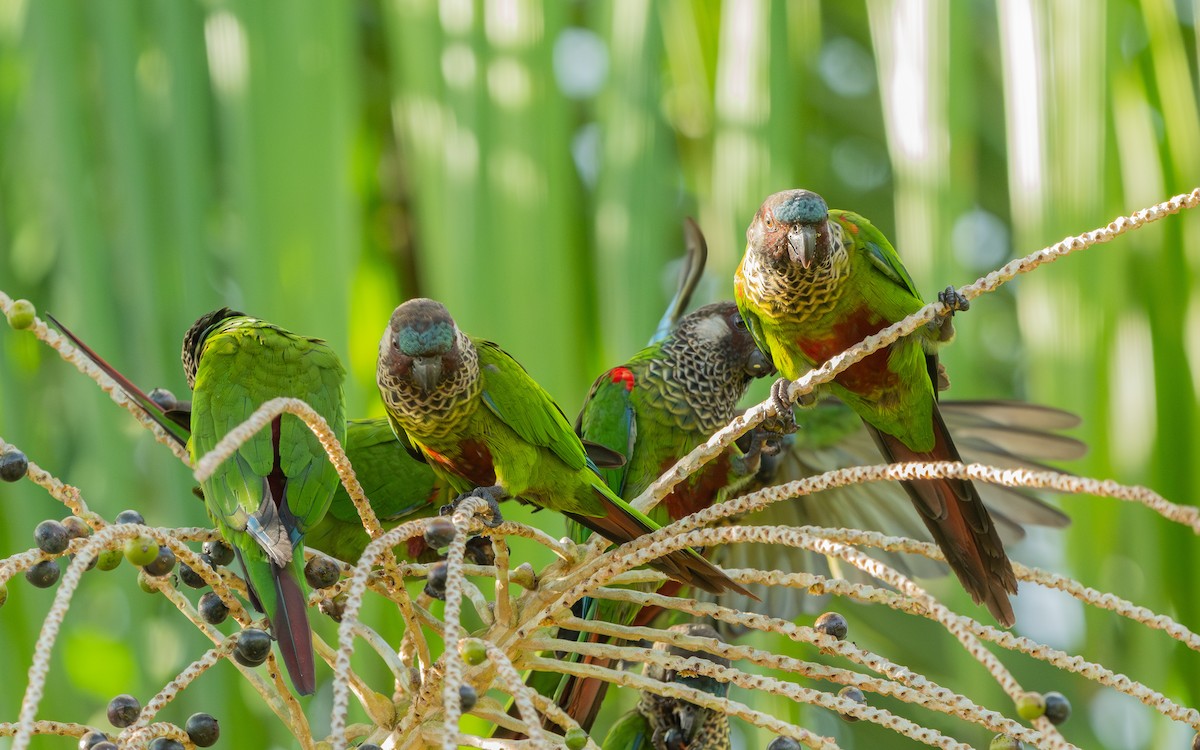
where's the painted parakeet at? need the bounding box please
[555,301,773,731]
[375,298,752,597]
[734,188,1019,625]
[47,314,448,565]
[600,623,731,750]
[182,308,347,695]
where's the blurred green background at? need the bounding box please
[1,0,1198,747]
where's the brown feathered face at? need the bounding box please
[746,189,834,269]
[379,298,463,393]
[181,307,244,389]
[685,301,774,380]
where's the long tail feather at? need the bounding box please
[241,551,316,695]
[866,407,1018,627]
[565,487,755,599]
[46,313,191,447]
[650,217,708,344]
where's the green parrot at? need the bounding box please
[47,314,449,565]
[375,297,753,597]
[734,188,1019,626]
[600,623,731,750]
[182,308,347,695]
[554,301,774,732]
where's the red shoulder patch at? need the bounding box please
[610,366,635,392]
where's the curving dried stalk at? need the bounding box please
[0,189,1199,749]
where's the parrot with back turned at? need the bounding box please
[548,300,774,733]
[600,623,732,750]
[375,298,754,597]
[734,188,1019,626]
[182,308,347,694]
[46,313,449,565]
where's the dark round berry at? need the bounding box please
[233,628,272,667]
[423,562,448,600]
[78,730,109,749]
[34,520,70,554]
[304,555,340,589]
[814,612,848,640]
[423,516,456,548]
[1043,691,1071,725]
[767,738,801,750]
[178,562,206,589]
[458,684,477,713]
[203,539,234,566]
[147,739,185,750]
[198,591,229,625]
[25,559,61,588]
[359,745,383,750]
[0,449,28,482]
[114,509,145,525]
[106,693,141,727]
[837,685,866,722]
[142,545,176,577]
[184,712,220,747]
[123,535,159,566]
[91,743,118,750]
[96,549,123,572]
[464,535,495,566]
[61,516,92,540]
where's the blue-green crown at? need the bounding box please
[774,190,828,225]
[398,321,454,356]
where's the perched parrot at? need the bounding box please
[182,308,346,695]
[553,301,774,732]
[735,188,1019,625]
[600,623,731,750]
[47,314,448,565]
[375,298,753,597]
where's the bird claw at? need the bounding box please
[440,485,506,528]
[937,285,969,314]
[762,378,800,435]
[732,426,785,478]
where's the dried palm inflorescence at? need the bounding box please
[1,189,1199,750]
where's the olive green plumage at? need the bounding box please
[735,188,1019,625]
[376,297,752,597]
[184,308,346,695]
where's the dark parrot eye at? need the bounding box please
[732,314,747,330]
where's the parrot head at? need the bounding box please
[680,301,774,380]
[380,298,463,393]
[643,623,730,746]
[746,189,834,270]
[181,307,244,389]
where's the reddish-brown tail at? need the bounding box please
[564,487,755,598]
[239,550,317,696]
[866,406,1018,627]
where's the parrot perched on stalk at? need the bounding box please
[47,314,449,565]
[375,297,753,597]
[734,188,1019,626]
[551,300,775,732]
[181,308,346,695]
[600,623,732,750]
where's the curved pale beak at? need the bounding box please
[786,224,818,268]
[411,355,444,392]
